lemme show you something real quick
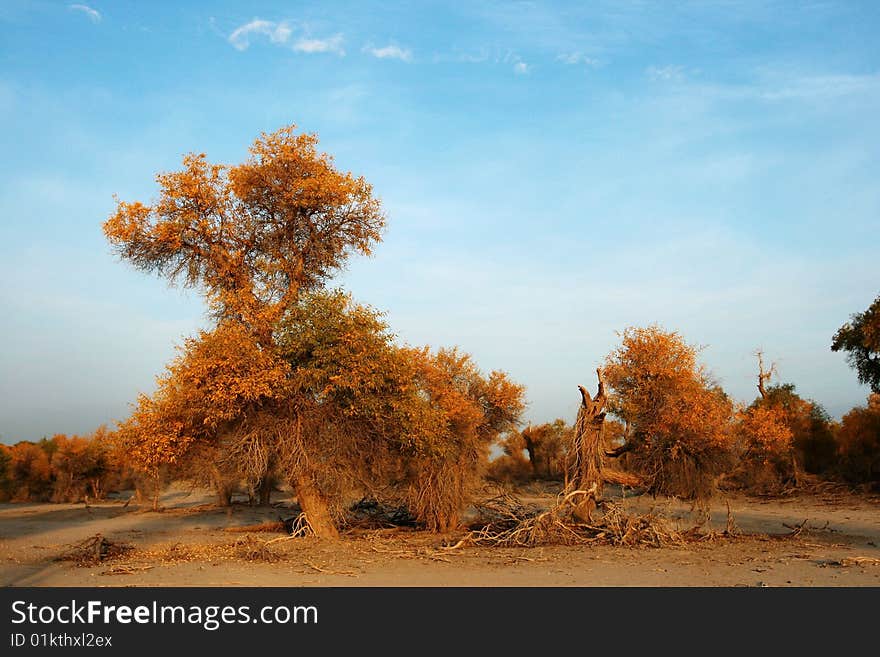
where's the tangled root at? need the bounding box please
[232,535,283,562]
[58,534,133,566]
[450,490,702,548]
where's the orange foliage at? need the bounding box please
[104,126,387,526]
[407,347,525,454]
[7,442,52,501]
[731,380,835,491]
[603,326,734,503]
[103,126,529,531]
[737,404,794,460]
[116,322,289,480]
[835,394,880,484]
[495,419,573,480]
[48,429,115,502]
[103,125,384,346]
[403,346,526,530]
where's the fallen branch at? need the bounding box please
[58,534,133,566]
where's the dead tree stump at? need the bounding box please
[568,368,607,522]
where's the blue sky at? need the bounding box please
[1,1,878,442]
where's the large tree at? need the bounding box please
[832,294,880,393]
[105,125,384,532]
[116,289,524,534]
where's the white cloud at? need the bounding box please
[293,34,345,56]
[432,50,490,64]
[228,19,292,51]
[647,65,685,82]
[363,44,412,62]
[556,52,599,67]
[227,20,343,56]
[68,4,101,23]
[513,61,530,75]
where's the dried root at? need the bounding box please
[58,534,133,566]
[449,489,723,549]
[836,556,880,567]
[232,535,283,562]
[283,512,314,538]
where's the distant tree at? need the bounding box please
[8,442,52,501]
[732,403,795,493]
[760,383,836,476]
[49,432,112,502]
[501,419,571,479]
[832,294,880,393]
[835,394,880,486]
[0,445,12,502]
[488,436,532,482]
[731,353,836,491]
[737,404,794,457]
[602,326,734,509]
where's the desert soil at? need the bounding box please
[2,485,878,587]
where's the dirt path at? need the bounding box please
[2,489,878,586]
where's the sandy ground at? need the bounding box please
[2,485,879,587]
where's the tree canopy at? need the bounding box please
[104,125,385,345]
[602,325,733,505]
[832,294,880,393]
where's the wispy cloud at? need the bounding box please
[293,34,345,56]
[432,49,490,64]
[68,4,101,23]
[228,19,292,51]
[227,19,343,56]
[434,48,532,73]
[556,52,599,67]
[498,51,530,75]
[647,65,685,82]
[363,44,412,62]
[646,69,880,109]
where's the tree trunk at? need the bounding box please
[216,486,232,507]
[213,468,233,507]
[151,471,161,511]
[756,350,775,400]
[258,477,272,506]
[293,471,338,539]
[790,452,802,488]
[525,444,537,475]
[569,369,608,522]
[434,510,458,534]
